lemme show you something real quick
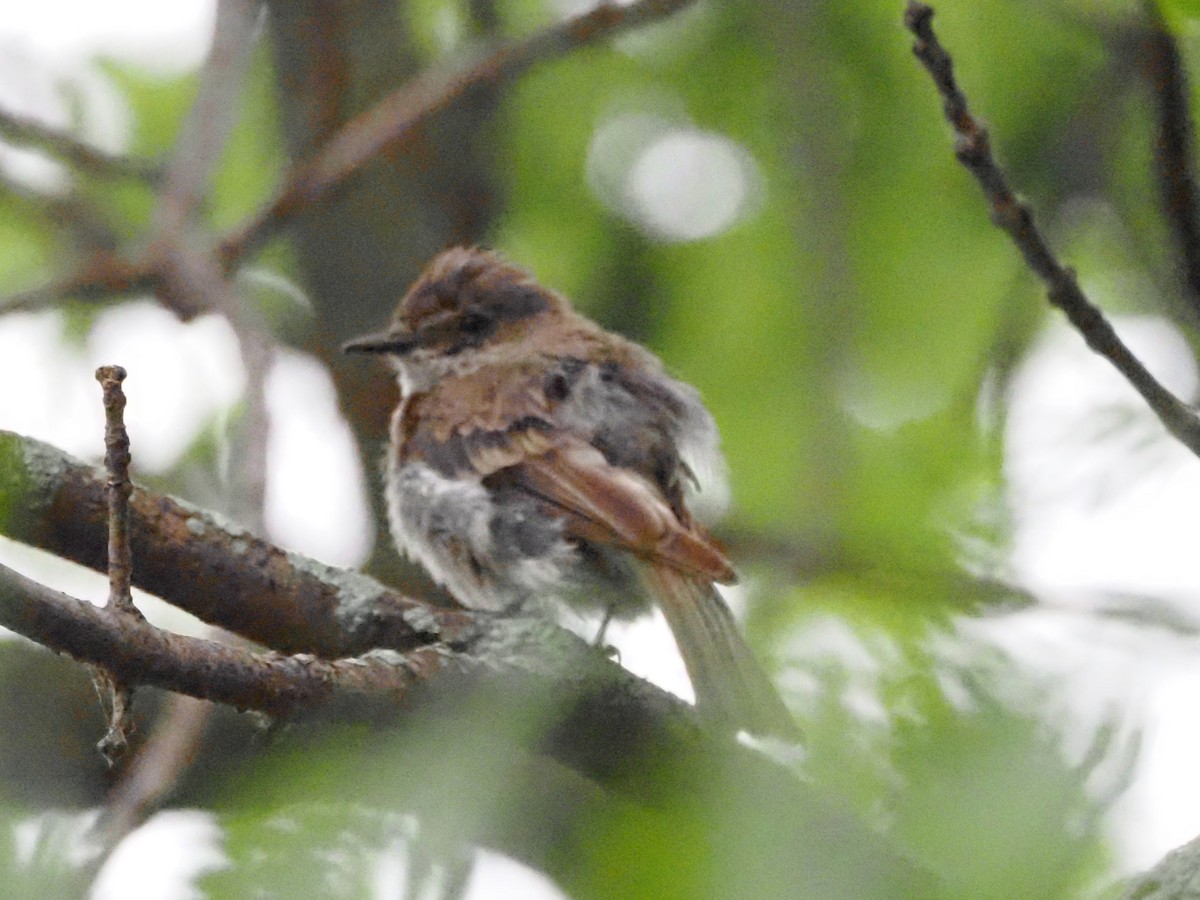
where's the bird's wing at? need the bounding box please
[510,440,736,584]
[406,361,735,584]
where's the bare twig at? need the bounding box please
[904,2,1200,457]
[95,366,138,617]
[92,365,142,765]
[94,241,272,840]
[0,107,160,182]
[1142,5,1200,316]
[97,1,268,832]
[105,248,272,848]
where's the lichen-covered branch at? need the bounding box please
[0,520,780,816]
[0,429,470,656]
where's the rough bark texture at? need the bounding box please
[0,430,470,656]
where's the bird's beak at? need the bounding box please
[342,330,417,355]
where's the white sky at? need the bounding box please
[1000,313,1200,868]
[3,0,1200,893]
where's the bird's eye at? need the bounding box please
[460,312,491,335]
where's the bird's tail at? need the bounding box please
[643,565,800,741]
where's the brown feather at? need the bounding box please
[644,565,799,739]
[515,444,736,583]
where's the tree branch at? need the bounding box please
[905,2,1200,458]
[0,559,438,717]
[0,427,934,889]
[0,430,470,656]
[0,427,739,792]
[0,426,783,790]
[0,525,752,812]
[0,107,161,182]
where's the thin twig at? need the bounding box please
[93,247,271,866]
[95,2,268,835]
[96,366,138,617]
[93,365,143,765]
[1142,4,1200,317]
[0,107,161,182]
[904,2,1200,458]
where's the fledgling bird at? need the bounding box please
[345,247,797,740]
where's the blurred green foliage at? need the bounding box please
[0,0,1191,896]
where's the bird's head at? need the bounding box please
[344,247,566,390]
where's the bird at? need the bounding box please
[344,246,798,740]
